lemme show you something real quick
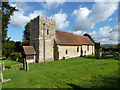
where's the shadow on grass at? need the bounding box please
[88,75,120,88]
[66,75,120,88]
[86,55,114,60]
[66,83,81,89]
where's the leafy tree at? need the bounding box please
[84,33,101,50]
[22,22,30,46]
[1,2,18,58]
[2,40,16,58]
[2,2,18,42]
[117,43,120,53]
[15,41,22,52]
[84,33,95,43]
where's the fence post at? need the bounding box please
[26,61,29,71]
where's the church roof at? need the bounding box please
[23,46,36,55]
[55,30,94,45]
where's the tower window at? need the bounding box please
[47,29,49,35]
[43,23,45,30]
[66,50,68,54]
[77,47,79,52]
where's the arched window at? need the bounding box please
[77,47,79,52]
[65,50,68,54]
[47,29,49,35]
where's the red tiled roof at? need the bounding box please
[55,30,94,45]
[23,46,36,55]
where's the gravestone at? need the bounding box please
[114,52,120,60]
[95,52,100,59]
[3,61,5,70]
[101,52,106,59]
[109,50,112,55]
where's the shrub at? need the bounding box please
[5,65,11,69]
[10,52,21,61]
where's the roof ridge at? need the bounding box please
[56,30,74,35]
[56,30,85,37]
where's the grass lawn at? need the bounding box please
[2,55,120,88]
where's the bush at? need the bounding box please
[10,52,22,61]
[5,65,11,69]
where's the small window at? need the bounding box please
[66,50,68,54]
[47,29,49,35]
[27,55,34,59]
[43,23,45,30]
[87,45,89,51]
[77,47,79,52]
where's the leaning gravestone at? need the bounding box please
[95,52,100,59]
[101,52,106,59]
[114,52,120,60]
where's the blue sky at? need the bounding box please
[8,1,119,44]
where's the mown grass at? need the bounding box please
[2,55,120,88]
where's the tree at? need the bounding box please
[84,33,95,43]
[22,22,30,46]
[2,40,16,58]
[117,43,120,53]
[1,2,18,58]
[2,2,18,42]
[15,41,22,52]
[84,33,101,50]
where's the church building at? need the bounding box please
[29,15,95,63]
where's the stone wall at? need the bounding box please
[57,45,82,60]
[81,45,94,56]
[57,45,95,60]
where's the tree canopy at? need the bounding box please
[22,22,30,46]
[1,2,18,58]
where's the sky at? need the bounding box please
[8,0,119,44]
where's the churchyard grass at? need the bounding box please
[2,55,119,88]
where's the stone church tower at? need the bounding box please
[30,15,56,63]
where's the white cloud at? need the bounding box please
[73,31,82,35]
[50,9,69,30]
[72,2,118,31]
[89,25,118,44]
[108,18,113,21]
[10,3,46,27]
[42,0,65,10]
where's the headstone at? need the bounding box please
[114,52,120,60]
[109,50,112,55]
[26,61,29,71]
[95,52,100,59]
[101,52,106,59]
[2,61,5,70]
